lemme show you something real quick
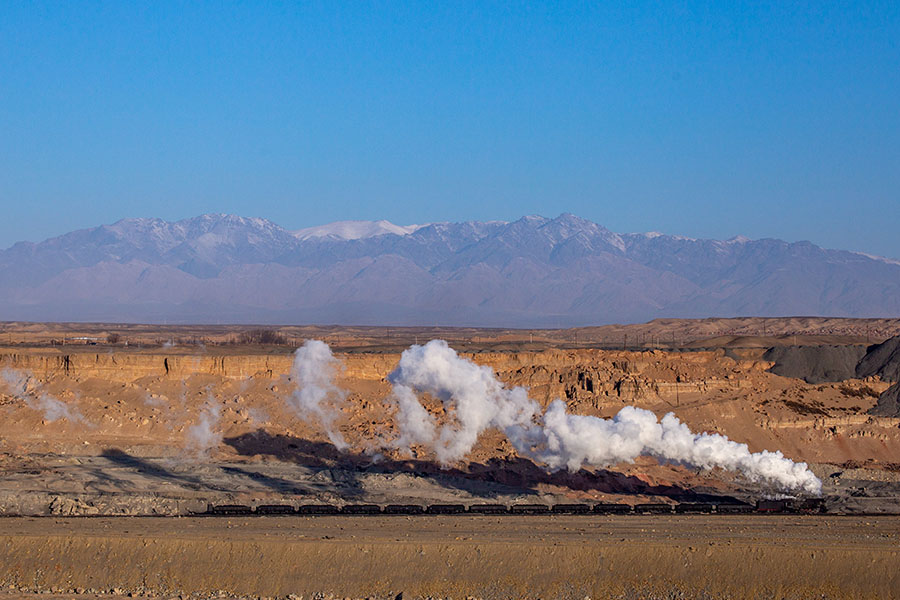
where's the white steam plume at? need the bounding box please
[184,400,222,458]
[287,340,348,450]
[388,340,822,496]
[387,340,537,464]
[26,393,85,424]
[1,368,85,424]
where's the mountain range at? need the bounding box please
[1,213,898,326]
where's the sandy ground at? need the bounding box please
[0,515,897,599]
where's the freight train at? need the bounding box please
[205,498,826,516]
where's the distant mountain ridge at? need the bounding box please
[1,213,898,326]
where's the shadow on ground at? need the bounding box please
[100,448,235,493]
[219,429,736,502]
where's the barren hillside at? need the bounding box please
[1,335,898,515]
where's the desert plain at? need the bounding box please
[1,317,899,599]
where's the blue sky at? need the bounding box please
[1,2,898,257]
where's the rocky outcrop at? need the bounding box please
[857,335,900,382]
[869,383,900,417]
[763,345,867,383]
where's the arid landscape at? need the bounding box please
[0,317,899,598]
[8,2,900,596]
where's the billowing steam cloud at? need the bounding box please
[388,340,822,495]
[184,400,222,458]
[287,340,348,450]
[1,368,85,424]
[388,341,537,464]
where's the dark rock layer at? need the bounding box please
[856,335,900,382]
[763,345,867,384]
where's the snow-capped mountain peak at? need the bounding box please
[292,220,428,241]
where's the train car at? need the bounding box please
[468,504,508,515]
[634,503,674,514]
[255,504,296,515]
[673,503,713,514]
[208,504,253,516]
[715,503,754,514]
[756,499,789,513]
[425,504,467,515]
[383,504,425,515]
[551,503,592,514]
[593,503,633,515]
[788,498,826,514]
[341,504,382,515]
[509,504,551,515]
[297,504,341,515]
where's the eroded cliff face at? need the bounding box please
[0,347,764,396]
[0,347,897,467]
[478,349,765,406]
[0,349,402,382]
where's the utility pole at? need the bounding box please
[674,370,680,407]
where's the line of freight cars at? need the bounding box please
[205,498,825,516]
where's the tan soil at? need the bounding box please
[0,516,897,599]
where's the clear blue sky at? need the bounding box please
[1,2,898,257]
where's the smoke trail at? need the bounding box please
[142,392,168,408]
[184,400,222,458]
[0,368,29,396]
[246,407,270,425]
[1,368,85,424]
[25,393,85,423]
[528,401,822,494]
[387,340,536,464]
[388,340,822,495]
[287,340,348,450]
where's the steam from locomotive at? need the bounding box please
[288,339,349,451]
[387,340,822,495]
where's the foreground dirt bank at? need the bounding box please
[0,516,897,599]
